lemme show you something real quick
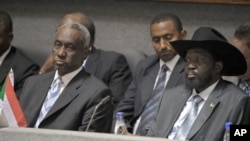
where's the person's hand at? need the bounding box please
[39,54,54,74]
[118,125,134,136]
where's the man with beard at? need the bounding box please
[114,13,187,135]
[146,27,250,141]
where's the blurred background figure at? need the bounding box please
[232,22,250,95]
[0,10,39,98]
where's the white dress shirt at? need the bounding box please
[53,66,82,94]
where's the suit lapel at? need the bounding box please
[0,47,15,85]
[140,57,159,111]
[140,57,184,117]
[43,70,86,120]
[0,63,10,85]
[162,88,192,137]
[84,47,98,74]
[28,72,54,126]
[166,58,185,88]
[187,80,224,139]
[187,97,220,139]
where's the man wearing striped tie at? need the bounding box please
[19,22,113,132]
[114,13,187,135]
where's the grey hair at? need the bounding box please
[57,22,91,48]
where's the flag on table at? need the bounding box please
[0,69,27,127]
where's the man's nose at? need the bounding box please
[186,62,196,70]
[160,38,168,49]
[57,46,66,57]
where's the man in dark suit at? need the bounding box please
[20,22,113,132]
[114,13,187,135]
[39,13,132,107]
[147,27,250,141]
[0,10,39,98]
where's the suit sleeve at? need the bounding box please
[14,55,40,99]
[79,88,113,133]
[230,96,250,125]
[114,61,143,132]
[108,54,132,106]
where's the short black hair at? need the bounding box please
[151,13,183,32]
[0,10,13,33]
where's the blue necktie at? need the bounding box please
[35,77,63,128]
[136,64,168,135]
[174,95,203,140]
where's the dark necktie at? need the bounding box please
[174,95,203,140]
[136,64,168,135]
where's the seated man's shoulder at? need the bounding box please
[85,73,110,88]
[97,49,125,61]
[222,80,248,98]
[135,54,158,69]
[8,47,40,76]
[166,84,186,93]
[25,71,53,82]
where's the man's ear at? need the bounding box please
[8,32,13,43]
[180,29,187,40]
[215,61,223,74]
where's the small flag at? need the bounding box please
[0,69,27,127]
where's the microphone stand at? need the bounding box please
[85,95,110,132]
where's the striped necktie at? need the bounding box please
[136,64,168,135]
[35,77,63,128]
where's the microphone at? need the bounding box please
[85,95,111,132]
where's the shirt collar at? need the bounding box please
[55,66,82,87]
[82,56,89,68]
[191,80,220,101]
[0,46,11,66]
[159,55,180,72]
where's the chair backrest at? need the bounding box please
[119,48,147,77]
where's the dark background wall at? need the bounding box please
[1,0,250,66]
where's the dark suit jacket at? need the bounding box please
[0,47,40,98]
[19,69,113,133]
[147,79,250,141]
[85,47,132,106]
[115,55,185,131]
